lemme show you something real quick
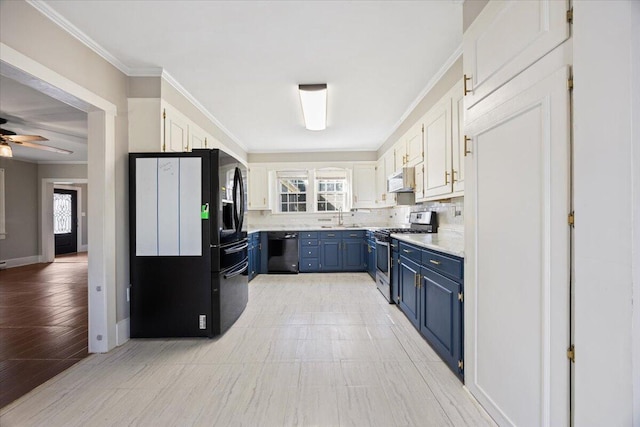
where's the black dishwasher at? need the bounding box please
[267,232,299,273]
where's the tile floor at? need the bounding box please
[0,273,495,426]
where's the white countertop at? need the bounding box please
[248,225,384,232]
[390,230,464,258]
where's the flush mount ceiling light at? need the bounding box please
[0,142,12,158]
[298,84,327,131]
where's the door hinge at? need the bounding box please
[568,211,575,227]
[567,345,575,362]
[421,124,424,132]
[568,76,574,91]
[458,292,464,302]
[162,109,166,119]
[566,8,573,24]
[458,360,464,370]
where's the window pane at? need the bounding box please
[54,193,72,234]
[299,194,306,202]
[281,204,288,212]
[298,204,307,212]
[336,182,343,191]
[327,183,335,192]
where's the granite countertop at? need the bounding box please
[390,230,464,258]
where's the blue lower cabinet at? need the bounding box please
[259,232,269,274]
[366,240,376,280]
[420,267,462,378]
[396,243,464,381]
[343,238,365,271]
[299,232,319,272]
[248,233,260,282]
[391,240,399,303]
[398,256,420,328]
[320,239,342,271]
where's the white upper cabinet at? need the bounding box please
[394,141,407,171]
[247,166,269,210]
[352,164,377,208]
[463,0,570,116]
[163,106,188,153]
[423,93,453,199]
[188,123,207,150]
[375,152,396,207]
[414,161,425,200]
[405,123,424,166]
[451,80,465,195]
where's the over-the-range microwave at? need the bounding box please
[387,166,415,193]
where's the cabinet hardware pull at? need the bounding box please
[328,233,335,237]
[263,198,266,204]
[463,74,472,96]
[445,171,450,185]
[429,259,441,265]
[403,249,411,253]
[390,244,397,248]
[464,136,472,156]
[452,170,457,183]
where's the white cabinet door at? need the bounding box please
[352,164,377,208]
[451,80,465,194]
[247,166,269,210]
[384,151,396,206]
[162,107,188,152]
[414,161,425,201]
[375,158,386,205]
[188,123,206,150]
[394,141,406,171]
[406,123,423,166]
[463,0,570,113]
[423,97,452,199]
[465,65,570,427]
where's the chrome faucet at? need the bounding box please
[338,206,344,226]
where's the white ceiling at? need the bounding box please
[37,0,462,154]
[0,76,88,163]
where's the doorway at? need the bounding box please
[54,188,78,255]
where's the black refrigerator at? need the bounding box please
[129,149,248,338]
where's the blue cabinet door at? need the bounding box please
[259,232,269,274]
[398,256,420,328]
[367,241,376,279]
[320,239,342,271]
[343,238,365,271]
[420,267,462,378]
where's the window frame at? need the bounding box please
[273,167,351,214]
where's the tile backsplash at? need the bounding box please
[247,196,463,232]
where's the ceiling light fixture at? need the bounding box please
[0,142,13,158]
[298,84,327,131]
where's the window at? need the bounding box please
[278,173,308,212]
[316,178,347,212]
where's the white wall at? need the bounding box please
[573,1,638,424]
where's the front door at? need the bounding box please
[54,188,78,255]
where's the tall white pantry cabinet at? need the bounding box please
[463,1,572,426]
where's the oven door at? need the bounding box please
[375,239,390,281]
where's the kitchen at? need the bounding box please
[0,1,638,426]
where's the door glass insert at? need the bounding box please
[54,193,72,234]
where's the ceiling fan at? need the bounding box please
[0,117,73,157]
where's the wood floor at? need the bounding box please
[1,273,494,426]
[0,253,88,409]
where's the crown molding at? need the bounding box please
[27,0,132,75]
[380,43,463,151]
[160,70,248,152]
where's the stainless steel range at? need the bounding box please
[374,211,438,303]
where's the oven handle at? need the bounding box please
[223,259,248,279]
[375,239,389,247]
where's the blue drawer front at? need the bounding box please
[301,246,319,258]
[300,231,318,239]
[300,258,319,272]
[301,239,318,247]
[399,242,422,264]
[422,250,463,282]
[319,231,340,240]
[344,230,366,239]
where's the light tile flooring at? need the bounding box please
[1,273,495,426]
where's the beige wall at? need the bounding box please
[377,57,463,157]
[0,158,38,260]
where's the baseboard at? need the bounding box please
[0,255,40,269]
[116,317,130,346]
[79,244,88,252]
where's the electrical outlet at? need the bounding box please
[199,315,206,329]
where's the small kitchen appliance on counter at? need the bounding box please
[373,210,438,303]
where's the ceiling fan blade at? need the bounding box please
[12,140,73,155]
[5,135,49,143]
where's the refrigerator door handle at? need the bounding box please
[223,260,248,279]
[224,243,248,254]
